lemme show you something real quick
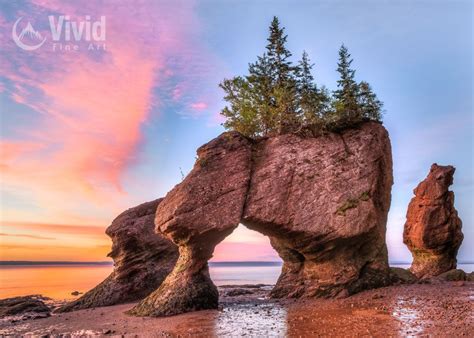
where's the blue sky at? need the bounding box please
[0,0,472,262]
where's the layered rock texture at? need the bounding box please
[243,123,393,299]
[131,121,393,317]
[0,295,50,319]
[403,164,463,279]
[129,132,253,316]
[57,200,178,312]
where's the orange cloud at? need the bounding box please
[0,233,55,240]
[0,221,110,261]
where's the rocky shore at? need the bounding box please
[1,282,472,336]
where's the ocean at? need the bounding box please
[0,262,472,300]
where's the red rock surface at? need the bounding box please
[57,199,178,312]
[129,132,253,316]
[132,122,393,317]
[244,122,393,298]
[403,164,463,279]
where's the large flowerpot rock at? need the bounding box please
[131,122,393,316]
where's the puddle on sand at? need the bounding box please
[392,297,424,337]
[214,302,287,337]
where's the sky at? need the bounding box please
[0,0,472,263]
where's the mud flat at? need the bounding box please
[0,283,472,337]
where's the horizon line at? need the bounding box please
[3,260,473,266]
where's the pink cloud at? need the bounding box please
[212,242,280,262]
[172,84,184,101]
[0,0,209,224]
[190,101,208,111]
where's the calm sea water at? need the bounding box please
[0,262,472,300]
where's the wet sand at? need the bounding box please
[1,282,472,337]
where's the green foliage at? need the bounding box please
[336,198,359,216]
[359,191,370,201]
[358,81,383,121]
[219,17,384,138]
[336,191,371,216]
[296,51,331,130]
[332,44,360,128]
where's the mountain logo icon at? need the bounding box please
[12,17,47,51]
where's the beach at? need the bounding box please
[1,282,472,336]
[1,263,473,336]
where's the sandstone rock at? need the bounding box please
[435,269,466,282]
[0,295,50,318]
[225,288,254,297]
[129,132,253,317]
[389,267,418,284]
[403,164,463,279]
[467,272,474,282]
[244,122,393,298]
[131,122,393,317]
[57,200,178,312]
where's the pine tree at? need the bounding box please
[219,76,260,138]
[333,44,360,127]
[247,53,275,135]
[296,51,331,129]
[297,51,319,124]
[358,81,383,121]
[219,19,385,138]
[265,16,299,134]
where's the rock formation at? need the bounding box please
[131,121,393,317]
[0,295,50,319]
[403,164,463,279]
[57,200,178,312]
[389,267,418,284]
[129,132,253,316]
[243,123,393,299]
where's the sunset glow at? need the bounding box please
[1,0,472,263]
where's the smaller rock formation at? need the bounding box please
[403,164,463,279]
[0,295,50,319]
[389,267,418,284]
[57,200,178,312]
[434,269,466,282]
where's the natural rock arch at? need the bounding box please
[210,224,281,268]
[129,122,393,317]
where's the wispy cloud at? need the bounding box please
[0,232,55,240]
[1,221,106,236]
[190,101,208,111]
[0,0,216,225]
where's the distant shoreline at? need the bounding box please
[1,261,473,266]
[0,261,114,266]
